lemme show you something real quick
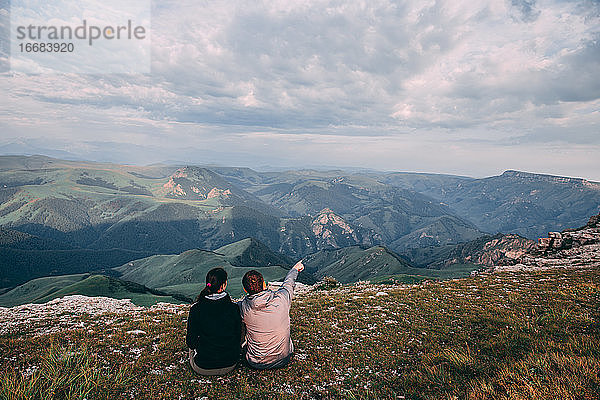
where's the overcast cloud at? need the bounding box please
[0,0,599,179]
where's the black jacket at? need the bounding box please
[186,293,242,369]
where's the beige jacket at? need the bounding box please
[238,268,298,367]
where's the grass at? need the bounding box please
[1,264,598,399]
[0,343,132,400]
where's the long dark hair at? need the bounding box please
[196,267,228,301]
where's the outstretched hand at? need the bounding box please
[293,260,305,272]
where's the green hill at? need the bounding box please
[0,156,284,254]
[0,237,310,306]
[0,244,151,289]
[0,274,184,307]
[114,244,291,299]
[215,237,293,267]
[0,274,89,307]
[303,245,481,283]
[0,227,73,250]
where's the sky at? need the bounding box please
[0,0,599,180]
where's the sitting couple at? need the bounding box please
[185,260,305,376]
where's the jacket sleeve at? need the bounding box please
[185,306,200,349]
[276,268,298,306]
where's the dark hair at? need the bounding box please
[242,270,264,295]
[196,267,228,301]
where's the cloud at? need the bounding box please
[0,0,599,178]
[510,0,540,22]
[0,0,9,71]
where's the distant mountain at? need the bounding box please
[158,166,282,217]
[218,167,600,241]
[374,171,474,198]
[384,170,600,239]
[0,142,81,161]
[279,208,378,257]
[238,172,483,253]
[302,245,414,283]
[0,156,483,266]
[0,274,184,307]
[0,156,283,255]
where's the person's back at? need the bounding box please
[239,261,304,369]
[186,268,241,375]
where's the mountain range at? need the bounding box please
[0,155,598,301]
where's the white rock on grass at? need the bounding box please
[0,295,144,336]
[126,329,147,335]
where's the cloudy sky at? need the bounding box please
[0,0,599,179]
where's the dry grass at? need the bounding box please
[1,266,599,399]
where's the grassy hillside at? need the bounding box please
[1,236,308,307]
[114,248,290,299]
[1,264,598,399]
[0,275,184,307]
[0,274,89,307]
[0,156,283,252]
[0,245,151,289]
[303,245,480,283]
[0,228,72,250]
[216,237,293,267]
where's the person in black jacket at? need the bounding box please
[186,267,242,376]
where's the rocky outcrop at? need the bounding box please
[159,167,234,200]
[311,208,357,243]
[537,213,600,254]
[487,213,600,273]
[406,233,536,269]
[465,234,536,267]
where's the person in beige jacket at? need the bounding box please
[238,260,305,369]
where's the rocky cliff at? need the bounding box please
[488,213,600,273]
